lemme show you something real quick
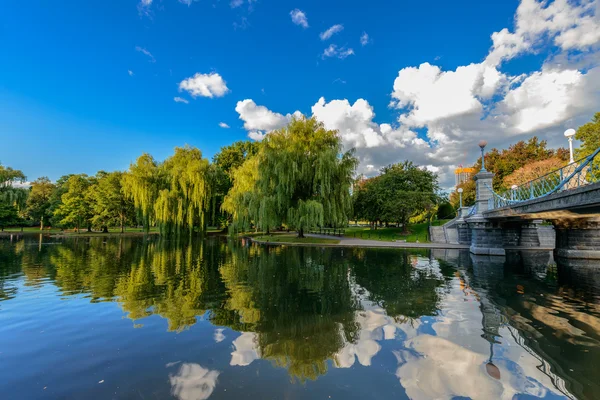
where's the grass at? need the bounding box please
[344,220,451,243]
[247,232,340,245]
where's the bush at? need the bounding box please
[437,202,455,220]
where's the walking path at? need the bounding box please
[251,233,470,249]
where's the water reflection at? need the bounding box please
[0,236,599,399]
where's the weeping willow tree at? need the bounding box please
[122,146,213,236]
[258,117,358,237]
[0,163,28,230]
[122,153,162,232]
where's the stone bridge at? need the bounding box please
[437,146,600,259]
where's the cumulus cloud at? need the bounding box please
[128,70,134,76]
[179,73,230,98]
[322,44,354,59]
[230,332,260,366]
[174,97,189,104]
[235,99,301,140]
[486,0,600,66]
[218,122,230,129]
[290,9,308,28]
[360,32,370,46]
[320,24,344,40]
[135,46,155,63]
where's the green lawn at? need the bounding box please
[344,220,451,243]
[248,233,340,245]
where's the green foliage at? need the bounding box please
[123,146,213,236]
[575,112,600,161]
[55,174,93,231]
[437,202,455,220]
[224,117,357,237]
[25,177,55,229]
[89,171,134,233]
[259,117,357,236]
[0,163,28,229]
[352,161,439,229]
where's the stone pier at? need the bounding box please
[555,220,600,260]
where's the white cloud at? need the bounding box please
[174,97,189,104]
[135,46,155,63]
[218,122,230,128]
[360,32,370,46]
[486,0,600,66]
[128,70,134,76]
[230,0,243,8]
[235,99,301,140]
[320,24,344,40]
[500,66,599,133]
[179,73,230,98]
[214,328,225,343]
[290,9,308,28]
[323,44,355,59]
[169,364,220,400]
[391,62,507,128]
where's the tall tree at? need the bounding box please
[122,154,161,232]
[256,117,357,237]
[25,177,55,230]
[0,163,28,230]
[154,146,213,236]
[55,174,93,232]
[90,171,134,233]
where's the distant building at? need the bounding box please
[455,167,475,186]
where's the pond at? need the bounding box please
[1,235,599,399]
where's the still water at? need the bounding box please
[1,236,599,400]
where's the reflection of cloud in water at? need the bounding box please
[395,334,567,400]
[169,363,220,400]
[230,332,260,366]
[214,328,225,343]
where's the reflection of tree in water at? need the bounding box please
[0,238,26,302]
[348,248,453,320]
[216,244,359,382]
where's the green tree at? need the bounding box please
[55,174,93,232]
[90,171,134,233]
[256,117,357,237]
[0,163,28,230]
[25,177,55,230]
[575,112,600,161]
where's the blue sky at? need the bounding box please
[1,0,599,186]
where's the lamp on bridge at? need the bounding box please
[564,129,576,164]
[479,140,488,171]
[511,184,518,201]
[458,187,463,208]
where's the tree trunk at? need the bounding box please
[102,225,109,234]
[120,215,124,234]
[298,227,305,238]
[40,216,44,231]
[87,224,92,233]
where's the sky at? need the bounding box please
[1,0,599,187]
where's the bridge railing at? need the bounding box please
[487,147,600,209]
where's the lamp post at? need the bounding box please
[564,129,576,164]
[511,185,517,202]
[479,140,488,171]
[458,187,463,208]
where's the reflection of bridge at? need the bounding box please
[445,146,600,259]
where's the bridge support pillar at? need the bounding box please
[468,169,505,255]
[469,220,506,256]
[555,220,600,259]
